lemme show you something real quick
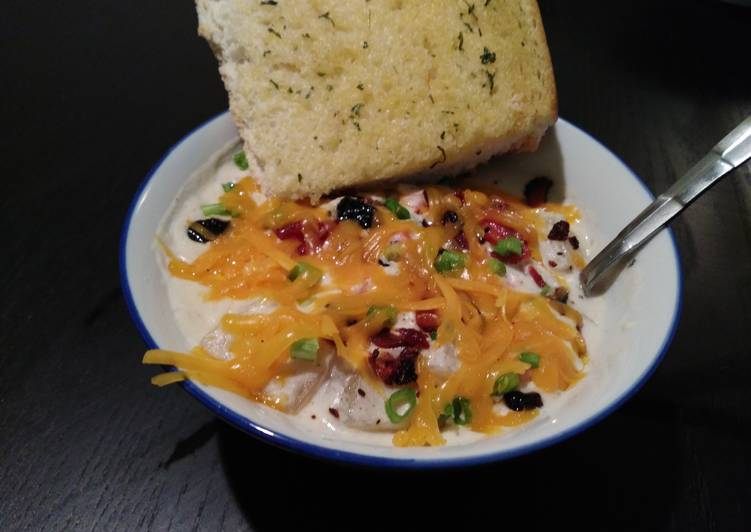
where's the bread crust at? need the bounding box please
[523,0,559,122]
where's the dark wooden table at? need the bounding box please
[2,1,749,530]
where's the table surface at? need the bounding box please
[2,1,750,530]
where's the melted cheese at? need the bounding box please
[145,178,588,447]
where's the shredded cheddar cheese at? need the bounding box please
[145,178,588,447]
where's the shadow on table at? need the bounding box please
[606,0,751,101]
[217,399,682,531]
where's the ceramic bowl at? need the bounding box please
[120,112,681,468]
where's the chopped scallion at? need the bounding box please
[438,402,454,425]
[492,373,520,395]
[439,397,472,426]
[385,388,417,423]
[430,331,438,341]
[489,258,507,276]
[233,152,249,170]
[287,262,323,287]
[384,198,411,220]
[494,236,523,257]
[222,182,236,193]
[365,305,398,328]
[201,203,231,217]
[290,338,319,361]
[434,250,465,273]
[452,396,472,425]
[519,352,541,368]
[288,264,304,281]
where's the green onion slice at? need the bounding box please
[489,258,507,277]
[492,373,520,395]
[434,250,466,273]
[385,388,417,423]
[519,351,541,368]
[452,396,472,425]
[287,261,323,287]
[222,182,236,193]
[201,203,232,217]
[494,236,523,257]
[384,198,411,220]
[233,152,249,170]
[438,401,454,425]
[382,242,404,262]
[438,397,472,426]
[290,338,319,361]
[365,305,398,329]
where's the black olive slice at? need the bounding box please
[336,196,375,229]
[187,218,230,243]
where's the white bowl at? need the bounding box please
[120,112,681,468]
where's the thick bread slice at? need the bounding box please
[197,0,557,199]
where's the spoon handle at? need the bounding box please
[581,115,751,296]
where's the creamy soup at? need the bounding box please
[145,141,607,447]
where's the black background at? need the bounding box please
[1,1,750,531]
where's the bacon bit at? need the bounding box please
[328,407,340,418]
[569,236,580,250]
[357,388,366,397]
[454,231,469,250]
[523,177,553,207]
[481,219,523,244]
[528,266,547,288]
[370,328,429,350]
[368,347,419,385]
[274,220,305,241]
[275,219,333,255]
[491,248,530,264]
[415,310,440,332]
[548,260,557,268]
[548,220,570,241]
[480,219,509,244]
[481,219,531,264]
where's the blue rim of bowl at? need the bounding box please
[119,111,683,469]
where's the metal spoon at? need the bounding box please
[580,115,751,296]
